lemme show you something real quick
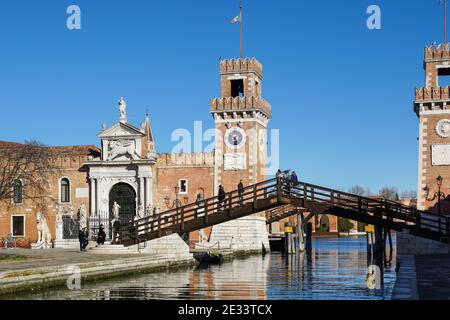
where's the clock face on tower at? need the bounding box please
[436,119,450,138]
[225,127,246,149]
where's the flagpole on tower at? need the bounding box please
[445,0,447,44]
[240,0,243,59]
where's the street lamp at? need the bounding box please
[164,185,182,209]
[423,175,446,216]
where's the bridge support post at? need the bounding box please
[306,222,312,254]
[296,212,305,252]
[284,222,294,254]
[366,225,384,289]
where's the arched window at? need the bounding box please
[60,178,70,203]
[13,179,23,204]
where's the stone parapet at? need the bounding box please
[396,230,450,255]
[210,96,272,118]
[220,58,263,78]
[156,152,215,167]
[208,215,270,253]
[425,43,450,61]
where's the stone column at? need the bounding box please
[56,217,64,240]
[90,178,96,216]
[139,177,145,208]
[145,177,151,210]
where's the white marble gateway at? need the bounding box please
[85,98,157,218]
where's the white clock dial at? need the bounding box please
[225,127,246,149]
[436,119,450,138]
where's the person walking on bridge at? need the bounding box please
[289,171,299,197]
[195,191,205,218]
[218,185,226,212]
[238,180,245,207]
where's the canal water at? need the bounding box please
[6,236,397,300]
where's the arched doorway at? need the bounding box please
[109,183,136,224]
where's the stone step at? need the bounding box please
[87,244,139,254]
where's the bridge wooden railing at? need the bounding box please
[119,178,450,246]
[286,180,450,238]
[120,178,287,245]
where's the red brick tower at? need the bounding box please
[210,58,271,193]
[414,43,450,213]
[208,58,272,252]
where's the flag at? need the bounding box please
[230,15,241,24]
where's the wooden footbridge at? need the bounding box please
[121,178,450,247]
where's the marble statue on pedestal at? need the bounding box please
[137,204,145,219]
[56,205,64,240]
[79,202,87,229]
[146,204,152,217]
[119,97,127,123]
[112,201,121,219]
[36,212,52,246]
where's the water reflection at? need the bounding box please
[4,236,396,300]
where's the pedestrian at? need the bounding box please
[112,217,121,244]
[276,169,284,180]
[218,185,226,211]
[129,218,137,244]
[78,228,85,252]
[6,233,13,249]
[291,171,298,183]
[97,224,106,246]
[237,180,245,206]
[82,228,89,251]
[195,191,205,218]
[290,171,299,196]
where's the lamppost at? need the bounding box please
[423,175,446,216]
[164,185,182,209]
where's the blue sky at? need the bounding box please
[0,0,445,194]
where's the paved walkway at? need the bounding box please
[415,254,450,300]
[391,255,419,300]
[393,254,450,300]
[0,248,153,272]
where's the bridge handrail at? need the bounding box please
[120,177,447,242]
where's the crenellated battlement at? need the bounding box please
[415,86,450,101]
[210,96,271,118]
[157,152,215,167]
[220,58,263,78]
[425,43,450,60]
[414,85,450,115]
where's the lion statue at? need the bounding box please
[108,140,140,161]
[36,212,52,245]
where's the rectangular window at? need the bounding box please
[438,67,450,87]
[13,180,23,204]
[231,79,244,98]
[12,216,25,237]
[179,179,188,194]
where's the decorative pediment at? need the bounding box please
[99,122,144,139]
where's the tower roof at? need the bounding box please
[144,113,154,144]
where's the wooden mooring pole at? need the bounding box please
[306,222,312,254]
[296,211,305,252]
[284,222,294,254]
[365,225,384,289]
